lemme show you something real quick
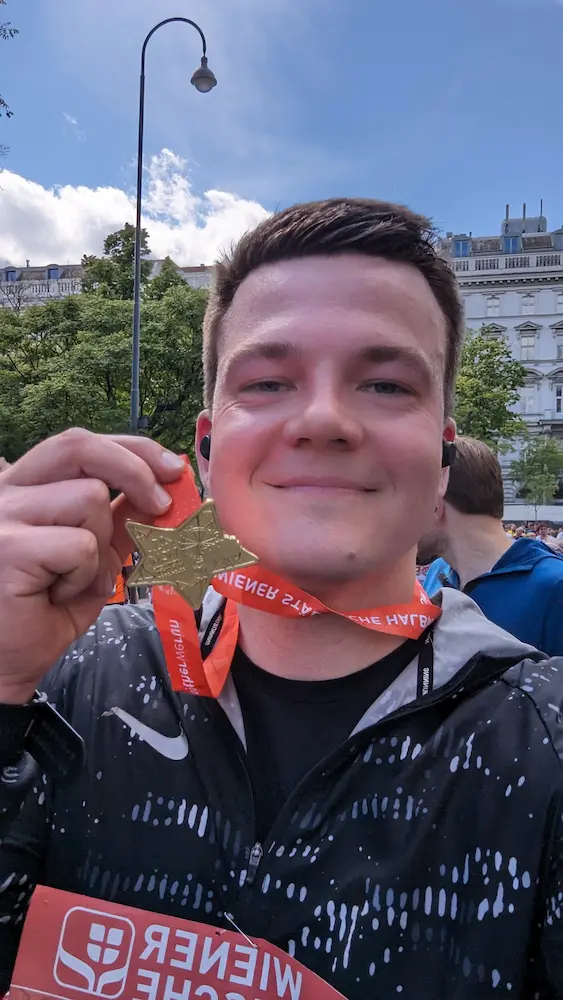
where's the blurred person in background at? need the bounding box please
[106,551,135,606]
[419,436,563,655]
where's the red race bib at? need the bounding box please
[7,885,345,1000]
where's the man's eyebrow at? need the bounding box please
[222,341,300,376]
[222,340,438,383]
[357,345,438,384]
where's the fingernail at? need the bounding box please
[154,484,172,509]
[161,451,185,470]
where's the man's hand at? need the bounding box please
[0,429,185,704]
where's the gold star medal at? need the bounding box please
[126,500,258,610]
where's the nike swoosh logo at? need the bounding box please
[109,707,189,760]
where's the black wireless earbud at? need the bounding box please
[442,441,456,469]
[199,434,211,461]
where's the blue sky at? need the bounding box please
[1,0,563,265]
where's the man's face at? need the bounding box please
[197,254,454,597]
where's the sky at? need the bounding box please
[1,0,563,267]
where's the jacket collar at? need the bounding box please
[477,537,561,579]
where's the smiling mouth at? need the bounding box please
[271,480,374,493]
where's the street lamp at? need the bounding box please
[130,18,217,435]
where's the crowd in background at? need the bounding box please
[503,521,563,553]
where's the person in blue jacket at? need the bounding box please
[418,435,563,655]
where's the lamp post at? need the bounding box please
[130,17,217,435]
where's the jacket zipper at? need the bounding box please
[260,649,534,852]
[164,647,532,908]
[240,662,484,895]
[231,651,530,933]
[245,842,264,886]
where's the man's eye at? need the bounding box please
[243,380,289,392]
[361,381,409,395]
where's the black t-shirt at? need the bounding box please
[231,637,424,840]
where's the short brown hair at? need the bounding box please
[203,198,463,413]
[446,437,504,519]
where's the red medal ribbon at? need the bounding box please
[9,885,346,999]
[151,463,440,698]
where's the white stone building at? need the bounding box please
[439,206,563,517]
[147,261,215,290]
[0,263,83,309]
[0,260,214,309]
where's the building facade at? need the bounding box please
[439,207,563,513]
[0,263,84,309]
[0,261,215,309]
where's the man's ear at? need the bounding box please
[435,496,446,523]
[438,465,450,502]
[443,417,456,444]
[195,411,212,493]
[439,418,456,494]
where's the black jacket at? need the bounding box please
[2,588,563,999]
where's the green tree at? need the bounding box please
[81,223,152,299]
[510,436,563,517]
[455,327,527,450]
[144,256,188,300]
[0,285,207,462]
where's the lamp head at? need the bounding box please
[191,56,217,94]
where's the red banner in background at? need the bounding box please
[7,885,345,1000]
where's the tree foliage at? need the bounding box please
[0,286,207,463]
[510,436,563,515]
[144,256,189,301]
[0,279,36,312]
[81,223,152,299]
[455,327,527,450]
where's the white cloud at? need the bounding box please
[0,149,270,266]
[62,112,85,142]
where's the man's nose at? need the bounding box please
[282,384,363,450]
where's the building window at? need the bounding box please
[557,386,563,414]
[454,240,470,258]
[5,269,16,282]
[522,387,536,414]
[503,236,520,254]
[486,295,500,318]
[521,294,535,316]
[47,266,59,281]
[520,334,536,361]
[557,339,563,360]
[557,292,563,314]
[485,325,503,340]
[521,386,537,414]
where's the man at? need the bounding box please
[1,199,563,999]
[537,522,551,543]
[420,435,563,655]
